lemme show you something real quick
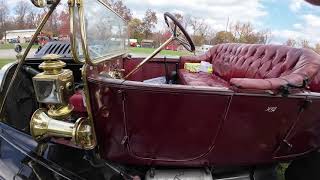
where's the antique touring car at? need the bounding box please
[1,0,320,179]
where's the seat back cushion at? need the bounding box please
[211,44,318,80]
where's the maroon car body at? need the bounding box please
[3,0,320,179]
[84,43,320,167]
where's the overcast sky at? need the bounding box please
[10,0,320,45]
[124,0,320,45]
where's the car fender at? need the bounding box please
[0,122,85,180]
[0,62,16,93]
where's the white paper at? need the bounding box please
[199,61,212,73]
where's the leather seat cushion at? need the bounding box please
[180,43,320,91]
[179,69,230,88]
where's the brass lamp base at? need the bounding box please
[30,108,96,150]
[48,104,74,120]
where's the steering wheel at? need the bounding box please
[124,12,195,80]
[164,12,195,52]
[305,0,320,5]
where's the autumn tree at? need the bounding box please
[231,22,271,44]
[129,18,144,40]
[58,8,70,37]
[142,9,157,39]
[212,31,236,45]
[103,0,132,21]
[112,0,132,21]
[41,9,60,36]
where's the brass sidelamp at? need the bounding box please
[30,54,95,149]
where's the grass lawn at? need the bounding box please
[0,59,15,68]
[0,43,39,50]
[129,47,193,57]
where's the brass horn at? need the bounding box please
[30,109,96,149]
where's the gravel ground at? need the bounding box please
[0,49,37,59]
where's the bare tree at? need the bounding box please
[173,13,184,22]
[285,39,297,47]
[102,0,113,6]
[315,43,320,54]
[187,16,205,36]
[184,16,210,46]
[0,0,9,39]
[300,39,311,48]
[0,0,8,27]
[183,14,191,30]
[15,0,31,29]
[26,10,40,28]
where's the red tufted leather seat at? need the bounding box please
[178,69,230,88]
[179,43,320,92]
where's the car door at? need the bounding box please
[273,94,320,159]
[121,81,232,161]
[210,93,307,165]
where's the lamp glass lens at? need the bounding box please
[34,80,61,104]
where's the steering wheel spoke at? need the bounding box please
[173,24,177,36]
[164,12,195,52]
[176,37,192,51]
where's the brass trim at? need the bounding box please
[39,54,66,75]
[30,108,74,140]
[48,104,74,120]
[30,108,96,149]
[77,0,92,65]
[69,0,84,64]
[0,1,61,118]
[81,63,97,148]
[88,52,129,65]
[71,0,128,65]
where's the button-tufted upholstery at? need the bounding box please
[179,69,230,88]
[179,43,320,92]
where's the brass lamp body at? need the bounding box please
[30,54,95,149]
[33,54,74,119]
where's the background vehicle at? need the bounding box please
[1,0,320,180]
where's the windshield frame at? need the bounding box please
[70,0,129,64]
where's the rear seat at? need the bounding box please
[179,43,320,92]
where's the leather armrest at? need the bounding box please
[230,74,306,91]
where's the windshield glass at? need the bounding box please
[77,0,128,62]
